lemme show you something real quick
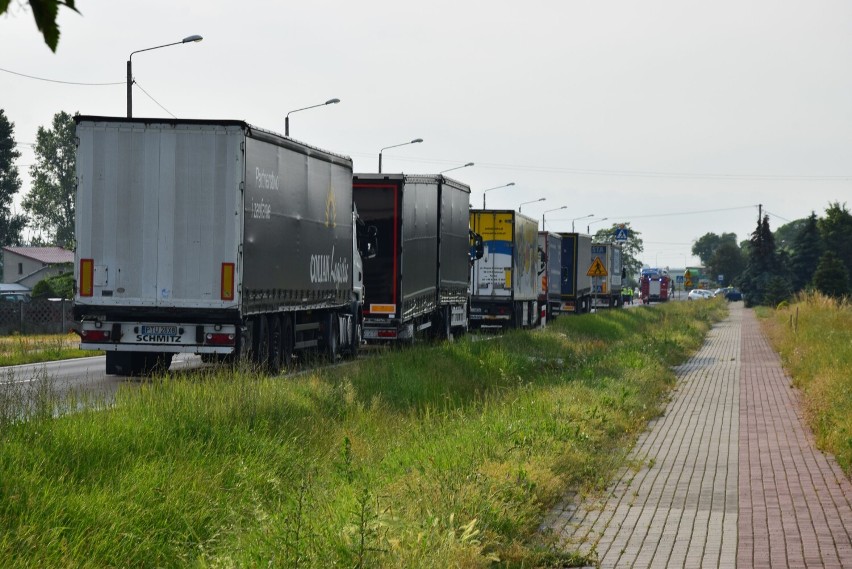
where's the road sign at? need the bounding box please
[676,275,684,284]
[587,256,608,277]
[717,274,724,283]
[614,227,629,242]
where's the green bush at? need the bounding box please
[31,272,74,299]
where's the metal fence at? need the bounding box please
[0,299,75,335]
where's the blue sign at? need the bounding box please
[614,227,629,242]
[676,275,684,283]
[717,274,724,283]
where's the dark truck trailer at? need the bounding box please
[469,210,540,329]
[74,116,366,375]
[538,231,562,323]
[353,174,471,342]
[557,232,594,314]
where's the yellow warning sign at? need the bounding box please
[587,256,608,277]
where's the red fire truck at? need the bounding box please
[640,268,671,303]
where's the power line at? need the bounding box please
[133,81,176,118]
[0,66,124,86]
[550,205,757,224]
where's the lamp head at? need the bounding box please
[412,138,423,144]
[326,98,341,105]
[182,35,203,43]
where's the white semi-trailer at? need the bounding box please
[74,116,370,375]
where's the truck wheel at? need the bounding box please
[348,315,361,358]
[443,307,453,342]
[268,315,284,374]
[281,314,294,369]
[326,314,339,362]
[253,316,270,372]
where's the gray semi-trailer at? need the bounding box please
[557,232,593,313]
[74,116,369,375]
[352,174,472,342]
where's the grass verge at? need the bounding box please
[0,333,101,366]
[758,292,852,475]
[0,300,726,568]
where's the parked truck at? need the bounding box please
[557,232,594,314]
[469,210,539,329]
[352,174,473,342]
[589,242,625,309]
[537,231,562,323]
[74,116,371,375]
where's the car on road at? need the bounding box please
[716,287,743,301]
[687,289,715,300]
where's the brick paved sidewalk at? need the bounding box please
[541,303,852,568]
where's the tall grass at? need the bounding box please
[0,300,726,568]
[760,292,852,474]
[0,333,100,366]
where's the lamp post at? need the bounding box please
[587,217,608,235]
[541,206,567,230]
[482,182,515,208]
[285,98,340,137]
[378,138,423,173]
[440,162,474,174]
[518,197,545,213]
[127,34,203,118]
[570,213,594,232]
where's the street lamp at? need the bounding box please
[440,162,474,174]
[541,206,567,230]
[127,34,203,118]
[378,138,423,173]
[587,217,608,234]
[570,213,594,232]
[518,197,545,213]
[482,182,515,208]
[285,98,340,137]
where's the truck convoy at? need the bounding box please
[469,210,540,329]
[74,117,372,375]
[640,267,672,303]
[537,231,562,322]
[352,174,474,342]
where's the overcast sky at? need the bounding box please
[2,0,850,268]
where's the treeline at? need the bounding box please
[692,204,852,306]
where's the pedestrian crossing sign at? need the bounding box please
[587,256,608,277]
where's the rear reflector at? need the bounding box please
[221,263,235,300]
[80,259,94,297]
[370,304,396,314]
[81,329,110,342]
[205,333,236,346]
[377,330,398,338]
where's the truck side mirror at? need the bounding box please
[359,224,378,259]
[538,247,547,275]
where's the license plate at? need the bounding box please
[141,325,178,335]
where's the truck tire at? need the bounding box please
[281,314,294,369]
[253,316,270,372]
[268,315,284,374]
[348,314,361,358]
[326,313,339,362]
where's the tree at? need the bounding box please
[22,110,76,249]
[593,223,643,286]
[0,1,80,52]
[788,212,823,292]
[691,232,738,266]
[818,202,852,278]
[0,109,26,248]
[812,250,849,299]
[738,214,791,307]
[707,241,746,287]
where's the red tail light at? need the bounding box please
[205,333,235,346]
[81,329,110,342]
